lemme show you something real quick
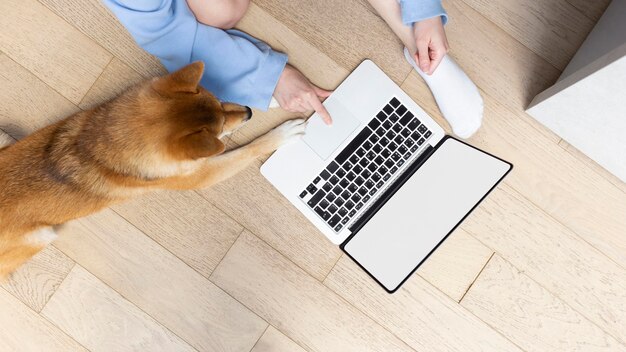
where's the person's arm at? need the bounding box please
[397,0,447,26]
[103,0,287,110]
[398,0,449,75]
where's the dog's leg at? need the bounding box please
[163,118,306,190]
[0,227,57,279]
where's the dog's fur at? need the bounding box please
[0,62,305,278]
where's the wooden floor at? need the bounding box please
[1,0,624,351]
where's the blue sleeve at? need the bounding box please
[103,0,287,110]
[398,0,448,26]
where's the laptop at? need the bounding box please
[261,60,512,293]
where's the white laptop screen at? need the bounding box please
[342,137,511,292]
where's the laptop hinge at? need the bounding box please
[344,143,437,243]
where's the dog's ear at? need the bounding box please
[175,128,225,159]
[152,61,205,94]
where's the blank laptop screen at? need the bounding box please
[343,138,511,292]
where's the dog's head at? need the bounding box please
[139,61,252,161]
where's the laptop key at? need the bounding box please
[306,184,317,193]
[408,118,420,130]
[389,97,401,107]
[349,210,357,217]
[373,144,383,153]
[320,199,330,209]
[389,113,400,123]
[418,125,428,133]
[381,149,391,158]
[401,128,411,138]
[365,180,375,189]
[382,120,392,130]
[341,190,351,200]
[398,145,408,155]
[333,185,342,194]
[356,147,366,157]
[341,217,350,225]
[368,118,381,130]
[375,156,385,165]
[398,160,405,167]
[334,197,345,208]
[348,184,358,193]
[336,168,347,178]
[396,104,408,116]
[327,161,339,173]
[334,224,343,232]
[367,163,377,172]
[320,170,331,180]
[338,207,348,217]
[334,127,372,164]
[342,162,352,171]
[322,182,332,192]
[424,130,432,138]
[313,176,321,184]
[349,155,359,166]
[379,166,388,175]
[383,174,391,181]
[346,200,355,209]
[361,169,372,178]
[351,193,361,203]
[394,135,405,145]
[363,195,371,203]
[399,111,414,125]
[356,202,364,210]
[410,145,419,153]
[385,130,396,139]
[339,179,349,188]
[391,152,401,161]
[358,187,368,196]
[369,188,377,196]
[369,134,379,144]
[328,204,338,214]
[346,172,356,181]
[403,152,411,160]
[363,141,373,150]
[359,158,369,168]
[299,191,307,198]
[366,151,376,160]
[383,104,394,115]
[329,175,340,185]
[384,159,394,168]
[376,111,387,121]
[405,138,415,147]
[392,124,402,133]
[354,176,365,185]
[375,127,386,137]
[390,166,398,174]
[417,138,425,146]
[376,181,383,188]
[372,173,381,182]
[314,206,329,220]
[353,165,364,174]
[328,215,341,227]
[380,137,390,146]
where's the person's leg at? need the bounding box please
[187,0,250,29]
[367,0,483,138]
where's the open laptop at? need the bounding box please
[261,60,512,293]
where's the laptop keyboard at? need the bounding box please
[299,97,433,233]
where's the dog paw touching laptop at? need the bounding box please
[0,61,305,278]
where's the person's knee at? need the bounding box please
[189,0,250,30]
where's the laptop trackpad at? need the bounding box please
[303,98,361,160]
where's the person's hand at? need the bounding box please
[413,16,449,75]
[274,64,333,125]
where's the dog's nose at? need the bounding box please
[244,106,252,120]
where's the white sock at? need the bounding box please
[404,47,483,138]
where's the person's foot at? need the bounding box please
[404,47,483,138]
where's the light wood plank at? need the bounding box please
[461,255,625,351]
[79,58,144,110]
[462,184,626,343]
[251,326,306,352]
[55,209,267,352]
[199,160,342,281]
[0,0,112,104]
[39,0,166,78]
[0,288,86,352]
[1,246,74,312]
[401,71,626,281]
[558,139,626,195]
[565,0,611,22]
[211,231,415,352]
[112,190,244,278]
[0,54,79,139]
[42,265,196,352]
[253,0,412,84]
[460,0,595,70]
[417,230,493,302]
[323,254,521,352]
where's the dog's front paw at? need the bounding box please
[256,118,307,152]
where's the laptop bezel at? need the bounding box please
[339,135,513,293]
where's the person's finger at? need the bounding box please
[306,93,333,125]
[313,86,332,99]
[416,39,432,74]
[428,44,446,74]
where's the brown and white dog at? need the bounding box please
[0,61,305,278]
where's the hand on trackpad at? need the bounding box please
[303,99,361,160]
